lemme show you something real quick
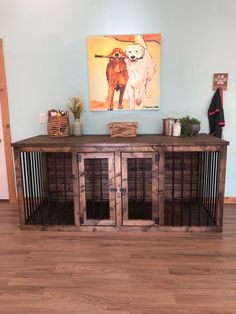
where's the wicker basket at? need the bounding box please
[108,122,138,138]
[47,111,70,137]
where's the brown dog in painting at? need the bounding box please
[105,48,128,110]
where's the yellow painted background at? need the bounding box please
[88,35,160,111]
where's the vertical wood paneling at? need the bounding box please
[0,39,16,203]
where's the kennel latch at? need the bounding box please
[120,188,127,193]
[110,187,117,192]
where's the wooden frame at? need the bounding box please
[78,152,116,226]
[121,152,159,226]
[0,39,16,203]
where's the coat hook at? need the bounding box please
[213,73,228,91]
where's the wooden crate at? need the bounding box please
[108,122,138,137]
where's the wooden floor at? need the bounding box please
[0,202,236,314]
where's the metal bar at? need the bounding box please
[63,153,68,225]
[209,152,213,220]
[27,153,35,224]
[34,152,43,225]
[142,158,146,212]
[54,153,59,225]
[46,153,52,225]
[209,152,214,220]
[21,153,29,222]
[171,152,175,226]
[212,152,217,222]
[38,153,44,204]
[37,152,44,225]
[215,152,220,223]
[33,153,39,211]
[203,151,207,209]
[134,159,137,218]
[189,153,193,226]
[180,152,184,226]
[197,152,202,226]
[100,159,103,219]
[92,159,95,218]
[206,152,211,226]
[30,153,37,217]
[31,153,37,224]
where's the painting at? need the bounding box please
[87,34,161,111]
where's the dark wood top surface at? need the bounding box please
[12,134,229,148]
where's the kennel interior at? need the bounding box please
[20,152,75,226]
[18,149,221,229]
[164,151,220,227]
[127,158,153,220]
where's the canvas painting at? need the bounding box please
[88,34,161,111]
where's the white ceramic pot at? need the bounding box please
[73,119,83,136]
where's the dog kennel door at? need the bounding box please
[78,153,115,226]
[121,152,159,226]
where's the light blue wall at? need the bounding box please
[0,0,236,195]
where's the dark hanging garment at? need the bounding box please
[208,88,225,138]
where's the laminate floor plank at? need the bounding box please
[0,202,236,313]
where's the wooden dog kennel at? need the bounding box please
[12,134,229,231]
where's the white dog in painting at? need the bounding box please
[125,35,156,109]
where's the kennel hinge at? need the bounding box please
[77,153,81,163]
[80,215,84,225]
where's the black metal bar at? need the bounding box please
[206,152,211,226]
[54,153,59,225]
[189,153,193,226]
[201,152,205,209]
[134,158,137,218]
[215,152,221,223]
[25,153,32,219]
[142,158,146,213]
[30,153,37,218]
[209,152,214,220]
[171,152,175,226]
[91,159,95,218]
[213,152,217,222]
[34,152,43,225]
[46,153,52,225]
[21,153,29,222]
[197,152,202,226]
[34,153,40,221]
[63,153,68,225]
[208,152,212,220]
[100,159,104,219]
[203,151,207,209]
[39,153,45,203]
[180,152,184,226]
[27,153,36,224]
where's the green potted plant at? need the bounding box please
[179,115,201,137]
[67,97,85,136]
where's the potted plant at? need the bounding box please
[68,97,85,136]
[179,115,201,137]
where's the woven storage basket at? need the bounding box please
[108,122,138,138]
[47,112,70,137]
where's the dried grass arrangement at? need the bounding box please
[67,97,85,120]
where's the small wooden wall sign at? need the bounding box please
[213,73,228,90]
